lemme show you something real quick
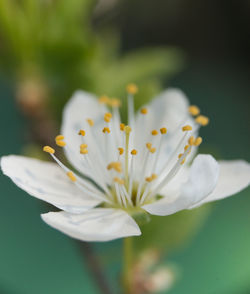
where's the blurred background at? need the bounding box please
[0,0,250,293]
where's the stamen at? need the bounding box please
[56,140,66,147]
[131,149,137,155]
[110,98,121,108]
[195,115,209,126]
[149,147,156,153]
[188,136,195,145]
[160,127,167,134]
[80,149,88,154]
[184,145,189,151]
[87,119,94,127]
[194,136,202,146]
[120,123,125,131]
[124,126,132,187]
[43,146,55,154]
[102,127,111,134]
[140,108,148,115]
[99,95,110,104]
[126,83,138,95]
[78,129,86,136]
[55,135,64,141]
[118,147,124,155]
[80,144,88,149]
[104,112,112,123]
[182,125,192,131]
[107,162,122,173]
[114,177,125,185]
[188,105,200,116]
[151,130,158,136]
[67,171,77,182]
[146,142,152,149]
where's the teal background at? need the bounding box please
[1,59,250,294]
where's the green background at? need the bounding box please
[1,58,250,294]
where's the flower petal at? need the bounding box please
[1,155,101,213]
[143,154,219,216]
[61,90,108,177]
[41,208,141,242]
[192,160,250,208]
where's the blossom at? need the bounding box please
[1,86,250,242]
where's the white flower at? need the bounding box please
[1,86,250,242]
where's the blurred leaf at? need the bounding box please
[134,204,212,254]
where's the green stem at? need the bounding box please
[123,237,133,294]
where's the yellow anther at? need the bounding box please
[104,116,111,123]
[87,119,94,127]
[113,177,125,185]
[110,99,121,107]
[188,136,195,145]
[151,130,158,136]
[104,112,112,122]
[131,149,137,155]
[56,140,66,147]
[181,158,186,165]
[195,115,209,126]
[188,105,200,116]
[146,142,152,149]
[182,125,193,131]
[160,127,167,134]
[99,95,110,104]
[194,137,203,146]
[102,127,110,134]
[55,135,64,141]
[78,129,86,136]
[80,149,88,154]
[107,162,122,173]
[118,147,124,155]
[80,144,88,149]
[120,123,125,131]
[178,153,183,159]
[105,112,112,118]
[150,147,156,153]
[151,173,157,180]
[43,146,55,154]
[145,176,152,182]
[126,83,138,95]
[67,171,77,182]
[184,145,189,151]
[140,108,148,115]
[124,125,132,134]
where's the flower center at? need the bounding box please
[43,85,209,210]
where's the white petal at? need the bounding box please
[143,154,219,216]
[41,208,141,242]
[1,155,101,213]
[192,160,250,208]
[61,90,108,177]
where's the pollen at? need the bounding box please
[104,112,112,122]
[87,118,94,127]
[80,149,88,154]
[78,129,86,136]
[188,105,200,116]
[182,125,193,131]
[195,115,209,126]
[110,98,121,107]
[102,127,110,133]
[67,171,77,182]
[120,123,125,131]
[160,127,167,134]
[99,95,110,104]
[80,144,88,149]
[146,142,152,149]
[150,147,156,153]
[56,140,66,147]
[181,159,186,165]
[126,83,138,95]
[145,173,157,182]
[43,146,55,154]
[124,125,132,134]
[151,130,158,136]
[140,108,148,115]
[178,153,183,159]
[194,137,203,146]
[184,145,189,151]
[107,162,122,173]
[188,136,195,145]
[113,177,125,185]
[118,147,124,155]
[131,149,137,155]
[55,135,64,141]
